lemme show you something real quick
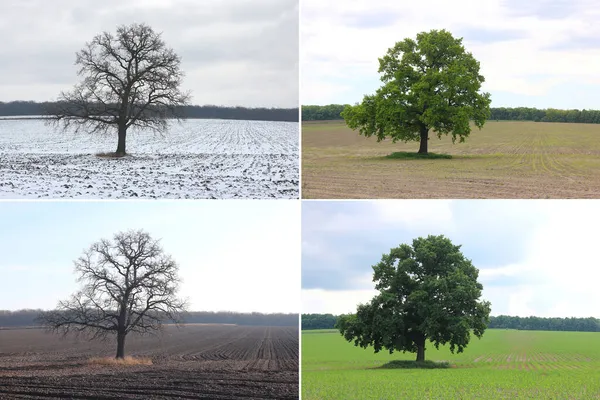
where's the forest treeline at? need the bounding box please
[0,309,298,328]
[301,313,600,332]
[0,101,299,122]
[301,104,600,124]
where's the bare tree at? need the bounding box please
[37,230,187,359]
[47,23,191,157]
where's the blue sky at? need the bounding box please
[301,0,600,109]
[0,200,300,313]
[302,200,600,318]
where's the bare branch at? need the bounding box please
[37,229,187,358]
[45,23,191,156]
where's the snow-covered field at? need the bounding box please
[0,118,299,198]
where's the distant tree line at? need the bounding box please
[301,313,600,332]
[489,107,600,123]
[184,311,298,326]
[0,309,297,328]
[0,309,39,327]
[302,104,347,121]
[301,104,600,124]
[488,315,600,332]
[302,313,338,330]
[0,101,299,122]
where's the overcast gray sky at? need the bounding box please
[0,0,298,108]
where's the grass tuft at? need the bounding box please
[384,152,453,160]
[378,360,451,369]
[88,356,153,366]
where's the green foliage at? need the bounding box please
[341,30,491,153]
[338,235,491,361]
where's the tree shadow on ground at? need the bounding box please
[384,152,453,160]
[95,151,130,159]
[375,360,452,369]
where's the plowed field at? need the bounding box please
[0,324,298,399]
[302,120,600,198]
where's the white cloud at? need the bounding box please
[312,200,454,234]
[302,288,377,315]
[478,263,531,281]
[506,287,537,317]
[374,200,454,229]
[471,202,600,318]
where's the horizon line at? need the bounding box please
[0,100,299,111]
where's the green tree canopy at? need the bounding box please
[341,29,491,154]
[336,235,491,362]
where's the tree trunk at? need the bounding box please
[115,124,127,156]
[415,335,426,362]
[116,331,126,359]
[416,343,425,362]
[418,125,429,154]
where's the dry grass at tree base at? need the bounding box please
[87,356,153,366]
[302,120,600,199]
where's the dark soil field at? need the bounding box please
[0,324,298,399]
[302,120,600,199]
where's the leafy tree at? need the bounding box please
[37,230,187,359]
[341,30,491,154]
[336,235,491,362]
[48,23,191,157]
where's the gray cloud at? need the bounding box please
[502,0,586,20]
[459,27,528,43]
[0,0,298,107]
[546,35,600,51]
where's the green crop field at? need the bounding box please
[301,120,600,199]
[302,329,600,399]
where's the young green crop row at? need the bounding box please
[302,329,600,399]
